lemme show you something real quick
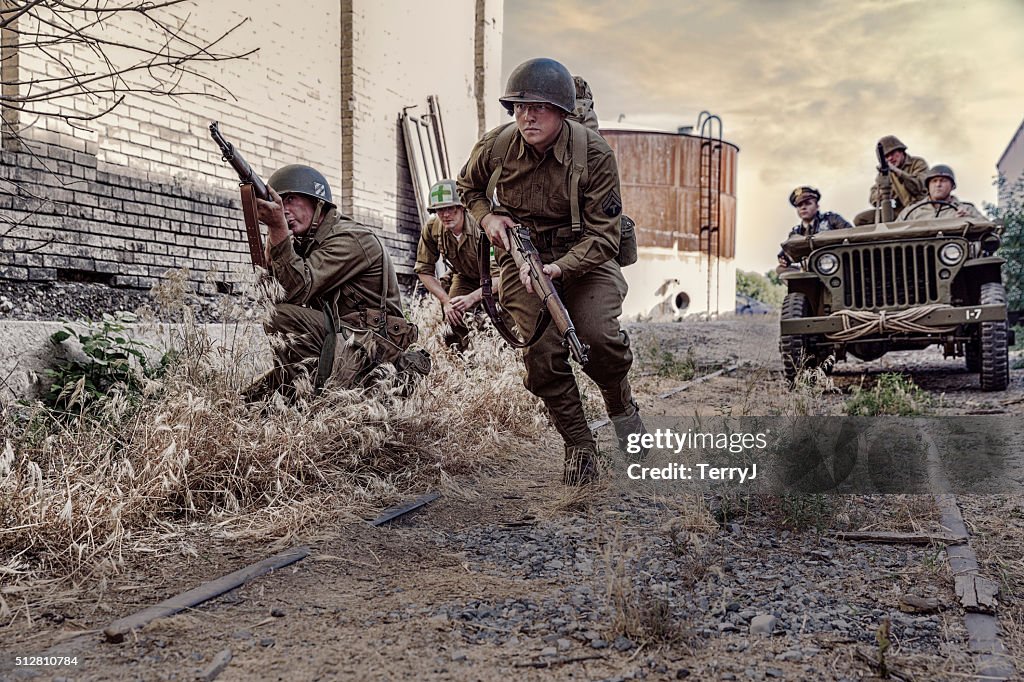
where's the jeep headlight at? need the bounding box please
[939,242,964,265]
[815,253,840,275]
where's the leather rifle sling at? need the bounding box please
[239,183,266,269]
[477,231,550,348]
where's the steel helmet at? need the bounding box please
[427,179,462,213]
[878,135,907,156]
[924,164,956,189]
[499,58,576,115]
[268,164,334,207]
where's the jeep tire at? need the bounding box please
[979,282,1009,391]
[780,292,815,384]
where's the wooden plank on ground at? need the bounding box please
[955,574,1000,614]
[370,492,439,526]
[657,364,739,400]
[103,546,309,643]
[935,494,1015,681]
[197,648,232,681]
[833,530,964,545]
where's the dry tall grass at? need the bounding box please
[0,271,546,620]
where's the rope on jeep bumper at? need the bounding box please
[826,304,957,342]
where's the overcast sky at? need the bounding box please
[502,0,1024,273]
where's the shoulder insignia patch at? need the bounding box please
[602,191,622,218]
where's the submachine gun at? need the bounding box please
[479,224,590,365]
[874,142,896,223]
[209,122,270,269]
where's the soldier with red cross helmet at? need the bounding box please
[457,57,648,486]
[777,186,852,269]
[415,179,491,350]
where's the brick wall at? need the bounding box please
[342,0,503,273]
[0,1,503,289]
[0,140,245,291]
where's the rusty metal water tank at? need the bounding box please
[600,123,739,317]
[601,125,738,257]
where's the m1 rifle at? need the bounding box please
[209,121,269,269]
[478,224,590,365]
[875,142,895,223]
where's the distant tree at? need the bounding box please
[736,270,785,307]
[986,176,1024,312]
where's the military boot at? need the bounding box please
[611,400,650,460]
[563,444,599,486]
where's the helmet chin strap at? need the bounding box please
[307,199,327,233]
[293,199,328,248]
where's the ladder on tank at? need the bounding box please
[697,111,723,316]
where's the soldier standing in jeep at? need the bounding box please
[898,164,986,220]
[854,135,929,225]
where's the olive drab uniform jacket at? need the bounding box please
[869,153,929,213]
[898,195,986,221]
[414,212,484,285]
[458,120,622,284]
[267,208,423,388]
[270,208,406,330]
[777,211,853,265]
[457,118,637,454]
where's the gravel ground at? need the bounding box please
[2,315,1015,681]
[0,280,252,323]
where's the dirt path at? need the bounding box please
[3,315,1022,681]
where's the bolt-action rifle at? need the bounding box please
[478,224,590,365]
[874,142,895,223]
[209,121,269,269]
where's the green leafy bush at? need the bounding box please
[43,313,160,414]
[987,176,1024,311]
[736,270,785,307]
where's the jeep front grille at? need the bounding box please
[840,243,939,309]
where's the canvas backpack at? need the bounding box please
[484,75,637,267]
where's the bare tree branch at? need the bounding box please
[0,1,255,253]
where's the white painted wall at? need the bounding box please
[347,0,503,230]
[997,118,1024,193]
[623,249,737,320]
[11,3,344,194]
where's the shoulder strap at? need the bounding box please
[485,122,518,208]
[566,119,589,234]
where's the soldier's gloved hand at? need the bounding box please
[521,262,561,295]
[481,213,517,251]
[443,302,464,326]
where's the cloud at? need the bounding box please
[503,0,1024,271]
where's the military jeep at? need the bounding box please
[778,214,1009,390]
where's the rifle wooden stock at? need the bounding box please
[209,121,268,269]
[506,225,590,365]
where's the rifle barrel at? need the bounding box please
[209,122,270,201]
